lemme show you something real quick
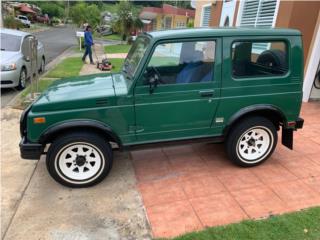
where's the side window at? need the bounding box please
[232,41,288,78]
[144,40,216,85]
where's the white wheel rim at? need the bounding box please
[20,71,26,87]
[55,142,104,183]
[236,126,273,164]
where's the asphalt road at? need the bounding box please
[1,25,77,108]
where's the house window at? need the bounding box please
[237,0,279,52]
[201,4,211,27]
[164,17,172,29]
[176,21,186,28]
[152,19,157,30]
[232,41,288,78]
[238,0,278,27]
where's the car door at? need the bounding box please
[134,38,222,143]
[21,36,32,78]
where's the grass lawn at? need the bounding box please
[96,33,122,41]
[17,78,57,109]
[109,58,125,72]
[45,57,83,78]
[170,207,320,240]
[21,78,56,98]
[104,44,131,54]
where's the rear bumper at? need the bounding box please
[19,137,43,160]
[295,117,304,129]
[282,117,304,150]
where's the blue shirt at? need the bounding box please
[84,31,93,46]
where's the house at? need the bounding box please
[194,0,320,101]
[139,4,195,32]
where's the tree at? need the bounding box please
[40,2,64,18]
[112,1,142,41]
[70,3,101,27]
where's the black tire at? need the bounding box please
[39,57,45,73]
[226,116,277,167]
[16,68,27,90]
[257,49,287,69]
[46,132,113,188]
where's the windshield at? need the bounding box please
[123,36,150,79]
[1,33,22,52]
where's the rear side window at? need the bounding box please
[232,41,288,78]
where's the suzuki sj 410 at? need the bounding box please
[20,28,304,187]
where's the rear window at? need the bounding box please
[232,41,288,78]
[0,33,22,52]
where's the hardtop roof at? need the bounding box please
[145,27,301,40]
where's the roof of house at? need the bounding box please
[144,27,302,40]
[19,4,36,14]
[140,4,195,19]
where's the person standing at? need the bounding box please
[82,25,94,64]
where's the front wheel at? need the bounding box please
[16,68,27,90]
[226,117,277,167]
[46,132,113,188]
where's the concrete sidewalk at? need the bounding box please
[1,107,151,240]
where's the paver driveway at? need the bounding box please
[131,102,320,238]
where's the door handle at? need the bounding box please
[199,90,214,97]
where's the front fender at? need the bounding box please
[39,119,122,148]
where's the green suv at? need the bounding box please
[20,28,304,187]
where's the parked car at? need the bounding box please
[36,15,49,24]
[1,28,46,90]
[20,28,304,188]
[16,15,31,28]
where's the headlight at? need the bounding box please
[1,63,17,71]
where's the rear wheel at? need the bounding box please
[226,117,277,167]
[46,132,113,188]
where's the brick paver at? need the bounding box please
[131,102,320,238]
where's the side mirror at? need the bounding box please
[149,75,158,94]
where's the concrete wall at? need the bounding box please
[210,1,223,26]
[276,1,320,63]
[194,0,215,27]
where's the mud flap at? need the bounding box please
[282,128,293,150]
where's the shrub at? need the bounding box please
[51,17,61,25]
[3,15,23,29]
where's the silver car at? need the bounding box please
[1,28,46,90]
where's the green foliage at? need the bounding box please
[51,17,61,25]
[104,44,131,54]
[187,19,194,28]
[3,15,23,29]
[45,57,84,78]
[111,1,142,41]
[110,58,125,73]
[40,2,64,18]
[132,0,192,9]
[70,3,101,27]
[172,207,320,240]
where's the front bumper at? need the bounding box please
[0,69,20,88]
[19,137,43,160]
